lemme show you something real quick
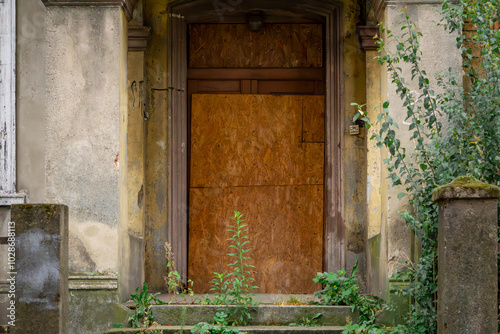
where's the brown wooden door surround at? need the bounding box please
[187,23,326,293]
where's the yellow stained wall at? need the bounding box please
[119,49,147,300]
[341,0,368,290]
[143,0,169,290]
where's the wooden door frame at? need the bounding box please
[167,0,344,282]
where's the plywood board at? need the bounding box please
[188,185,323,294]
[190,95,324,188]
[189,24,323,68]
[189,94,325,293]
[303,96,325,143]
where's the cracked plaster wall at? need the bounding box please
[366,1,462,296]
[44,6,127,275]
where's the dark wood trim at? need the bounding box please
[167,13,189,282]
[128,26,151,51]
[168,0,346,280]
[188,68,324,81]
[241,80,251,94]
[42,0,137,21]
[322,3,345,273]
[357,26,380,51]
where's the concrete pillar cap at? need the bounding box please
[432,176,500,202]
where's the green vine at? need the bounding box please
[352,1,499,332]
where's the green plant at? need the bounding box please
[165,242,194,302]
[224,211,259,325]
[274,295,303,305]
[128,282,164,328]
[289,313,323,327]
[314,260,385,326]
[343,322,406,334]
[314,262,359,306]
[353,1,499,332]
[194,211,258,332]
[209,272,230,305]
[191,311,244,334]
[285,295,302,305]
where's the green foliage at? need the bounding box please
[224,211,259,325]
[343,323,407,334]
[128,282,164,328]
[164,242,194,302]
[354,1,499,332]
[289,313,323,327]
[191,311,244,334]
[282,295,302,305]
[314,260,385,326]
[199,211,258,327]
[209,272,230,305]
[314,262,359,306]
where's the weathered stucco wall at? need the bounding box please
[16,0,46,202]
[119,48,146,299]
[383,3,462,278]
[143,0,169,290]
[366,1,462,296]
[44,6,127,275]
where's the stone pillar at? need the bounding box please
[432,176,500,334]
[119,25,150,300]
[11,204,69,334]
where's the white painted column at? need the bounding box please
[0,0,25,205]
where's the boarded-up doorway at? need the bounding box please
[186,22,326,293]
[166,3,344,293]
[189,94,325,293]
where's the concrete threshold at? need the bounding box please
[150,304,356,326]
[155,294,320,305]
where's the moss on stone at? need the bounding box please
[432,176,500,202]
[69,289,133,334]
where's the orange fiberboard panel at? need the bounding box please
[189,24,323,68]
[189,94,325,293]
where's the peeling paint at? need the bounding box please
[156,140,165,150]
[367,175,374,204]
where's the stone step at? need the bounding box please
[150,305,357,326]
[105,325,346,334]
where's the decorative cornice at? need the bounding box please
[0,276,118,291]
[0,193,27,206]
[128,26,151,51]
[357,25,380,51]
[42,0,137,21]
[69,275,118,290]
